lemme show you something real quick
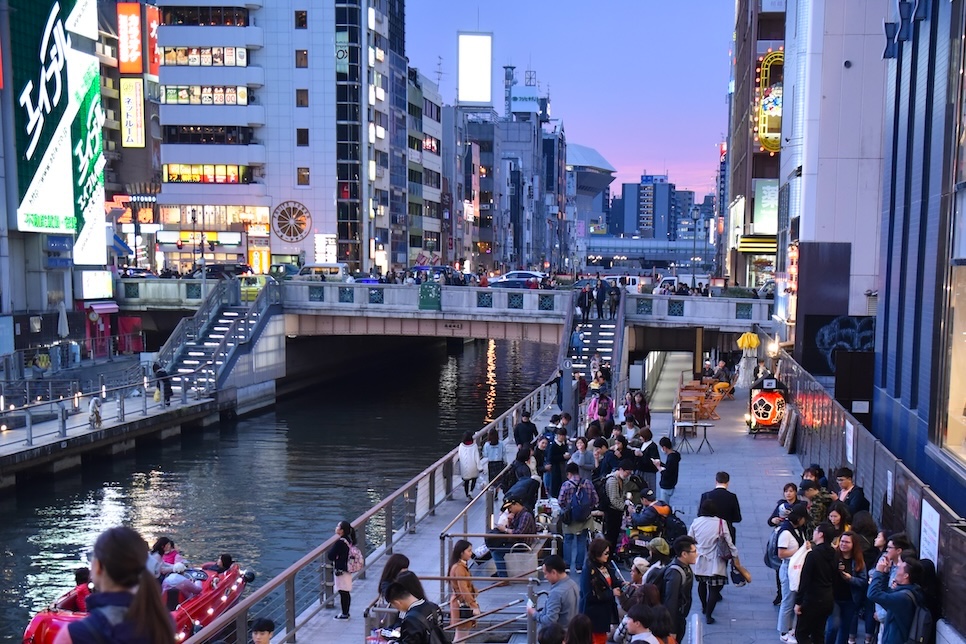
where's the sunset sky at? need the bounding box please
[407,0,735,197]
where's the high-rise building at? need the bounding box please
[726,0,784,286]
[773,0,887,351]
[639,174,676,242]
[155,0,406,274]
[404,69,442,266]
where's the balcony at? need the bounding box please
[407,148,421,164]
[100,83,119,99]
[408,182,423,198]
[161,143,266,166]
[159,104,265,127]
[158,25,263,49]
[158,65,263,88]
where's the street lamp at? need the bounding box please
[125,182,161,269]
[191,208,207,298]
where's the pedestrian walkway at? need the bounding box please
[290,360,805,643]
[653,379,803,643]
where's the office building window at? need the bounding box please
[296,129,309,146]
[295,10,308,28]
[295,50,308,68]
[296,89,309,107]
[297,167,310,185]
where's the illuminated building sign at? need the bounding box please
[457,32,493,106]
[145,4,160,76]
[117,3,142,74]
[120,78,144,147]
[755,49,784,154]
[753,179,779,234]
[11,0,106,265]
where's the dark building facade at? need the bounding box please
[874,0,966,516]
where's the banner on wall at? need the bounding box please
[117,2,142,74]
[145,4,160,76]
[120,78,145,147]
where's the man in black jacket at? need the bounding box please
[834,467,870,514]
[513,410,538,448]
[384,581,447,644]
[794,522,837,644]
[699,471,742,542]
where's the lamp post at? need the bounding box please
[691,219,698,288]
[191,208,206,298]
[125,182,161,269]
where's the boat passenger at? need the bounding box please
[73,567,92,612]
[52,526,175,644]
[202,554,233,574]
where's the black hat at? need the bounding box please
[501,497,524,511]
[641,489,656,502]
[787,504,809,523]
[521,410,531,418]
[799,480,819,492]
[618,459,635,472]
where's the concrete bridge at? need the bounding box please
[117,279,774,342]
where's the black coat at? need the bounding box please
[396,600,446,644]
[840,485,870,515]
[513,420,538,447]
[700,487,742,537]
[797,542,836,609]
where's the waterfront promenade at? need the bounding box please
[284,377,806,644]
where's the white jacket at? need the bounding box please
[688,515,738,577]
[458,442,482,480]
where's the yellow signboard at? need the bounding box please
[120,78,145,148]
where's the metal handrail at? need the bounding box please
[213,281,281,388]
[182,376,560,644]
[156,280,232,371]
[0,357,220,446]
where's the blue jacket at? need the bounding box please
[533,575,579,629]
[866,570,925,644]
[66,591,155,644]
[579,559,620,633]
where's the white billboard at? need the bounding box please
[457,32,492,106]
[510,85,540,113]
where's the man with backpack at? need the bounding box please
[867,554,930,644]
[603,460,635,552]
[660,535,698,642]
[384,581,448,644]
[558,463,599,573]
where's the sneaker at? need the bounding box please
[334,614,350,620]
[780,633,797,644]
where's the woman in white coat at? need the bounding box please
[688,498,740,624]
[458,430,483,498]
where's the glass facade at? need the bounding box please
[335,1,363,269]
[940,59,966,465]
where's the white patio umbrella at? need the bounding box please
[57,300,70,339]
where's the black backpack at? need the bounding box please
[657,562,689,614]
[592,475,612,512]
[763,526,783,571]
[902,589,934,644]
[505,477,540,510]
[663,511,688,544]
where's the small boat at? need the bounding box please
[23,563,256,643]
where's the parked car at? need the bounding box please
[269,263,300,281]
[410,265,462,285]
[240,275,276,302]
[120,267,158,278]
[488,278,532,289]
[495,270,545,283]
[191,263,253,279]
[293,262,351,282]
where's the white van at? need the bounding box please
[293,262,351,282]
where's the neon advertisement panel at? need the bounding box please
[11,0,106,266]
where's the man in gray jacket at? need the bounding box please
[527,555,578,630]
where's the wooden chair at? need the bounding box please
[697,391,724,420]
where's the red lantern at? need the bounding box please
[751,390,786,427]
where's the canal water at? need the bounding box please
[0,339,557,640]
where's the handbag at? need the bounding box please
[788,544,809,592]
[458,603,474,620]
[715,519,733,561]
[729,561,747,586]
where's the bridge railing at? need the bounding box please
[182,374,561,644]
[624,293,773,328]
[281,282,572,318]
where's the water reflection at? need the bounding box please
[0,339,556,640]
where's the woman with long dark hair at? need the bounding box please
[378,553,410,599]
[578,538,621,644]
[564,613,594,644]
[482,428,505,489]
[327,520,357,620]
[825,531,868,644]
[53,526,175,644]
[448,539,479,642]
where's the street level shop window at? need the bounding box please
[942,188,966,467]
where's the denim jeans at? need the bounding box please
[492,548,509,577]
[563,530,589,572]
[778,560,797,634]
[825,599,859,644]
[657,487,675,504]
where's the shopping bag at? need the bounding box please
[154,388,161,402]
[788,545,809,592]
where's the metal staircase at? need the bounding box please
[155,280,280,396]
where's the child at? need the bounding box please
[73,567,92,612]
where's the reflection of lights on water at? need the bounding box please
[484,340,497,422]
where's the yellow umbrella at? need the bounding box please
[737,332,760,350]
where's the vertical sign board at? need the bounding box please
[10,0,107,266]
[457,32,492,106]
[120,78,144,147]
[145,4,160,77]
[116,3,142,74]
